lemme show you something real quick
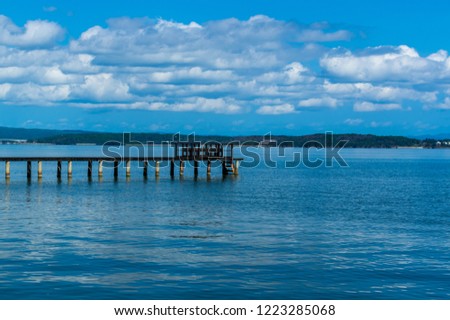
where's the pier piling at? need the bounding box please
[37,161,43,179]
[194,161,199,177]
[143,161,148,178]
[57,161,62,179]
[207,160,211,176]
[87,160,93,178]
[234,160,240,175]
[27,161,32,180]
[155,161,160,177]
[114,161,119,179]
[170,160,175,177]
[179,161,184,176]
[222,161,228,176]
[5,161,10,179]
[98,160,103,178]
[66,161,71,178]
[126,160,131,178]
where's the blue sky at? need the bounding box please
[0,0,449,136]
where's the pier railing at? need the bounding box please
[173,142,231,159]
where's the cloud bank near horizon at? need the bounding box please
[0,13,449,121]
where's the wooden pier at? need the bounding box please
[0,143,242,181]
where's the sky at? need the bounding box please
[0,0,450,136]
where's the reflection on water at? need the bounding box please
[0,146,449,299]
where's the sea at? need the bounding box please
[0,145,449,299]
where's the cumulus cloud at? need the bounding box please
[145,97,242,114]
[256,104,297,115]
[70,15,354,70]
[298,97,340,108]
[354,101,402,112]
[344,118,364,126]
[70,98,241,114]
[0,66,78,84]
[0,15,64,48]
[0,83,70,104]
[321,45,450,83]
[324,80,436,103]
[0,13,448,118]
[257,62,315,85]
[71,73,131,102]
[298,29,352,42]
[435,97,450,110]
[370,121,392,128]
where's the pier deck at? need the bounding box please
[0,143,243,181]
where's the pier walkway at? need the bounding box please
[0,143,243,181]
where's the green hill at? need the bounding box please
[0,126,445,148]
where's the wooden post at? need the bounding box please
[233,160,240,175]
[222,161,228,176]
[126,160,131,177]
[27,161,32,180]
[67,161,71,179]
[56,161,61,180]
[174,143,178,158]
[143,161,148,178]
[37,161,43,179]
[155,161,160,177]
[170,160,175,177]
[207,160,211,176]
[179,160,184,176]
[114,160,119,179]
[87,160,93,178]
[98,160,103,178]
[5,161,10,179]
[194,161,199,177]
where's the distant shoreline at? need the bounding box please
[3,142,450,150]
[1,126,449,149]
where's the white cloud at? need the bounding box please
[344,118,364,126]
[71,73,131,102]
[43,6,57,13]
[427,50,448,62]
[149,123,170,131]
[144,97,242,114]
[258,62,315,85]
[370,121,392,128]
[0,13,447,118]
[23,119,43,127]
[256,104,297,115]
[0,84,12,99]
[324,80,436,103]
[70,16,354,71]
[354,101,402,112]
[0,15,64,48]
[155,19,202,31]
[0,83,70,104]
[321,45,450,83]
[298,29,352,42]
[0,66,78,84]
[299,97,340,108]
[144,67,236,83]
[435,97,450,110]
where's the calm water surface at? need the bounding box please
[0,146,449,299]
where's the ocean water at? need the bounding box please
[0,145,449,299]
